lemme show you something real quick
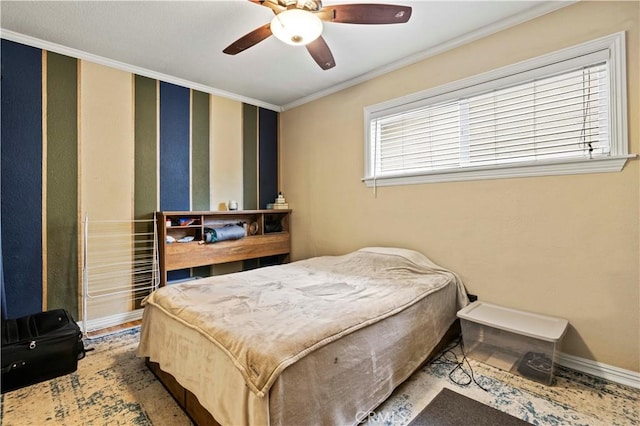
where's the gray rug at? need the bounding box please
[409,388,530,426]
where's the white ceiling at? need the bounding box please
[1,1,572,110]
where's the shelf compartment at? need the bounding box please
[157,210,291,286]
[165,234,290,271]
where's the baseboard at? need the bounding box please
[81,309,144,337]
[558,352,640,389]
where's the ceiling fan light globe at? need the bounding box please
[270,9,323,46]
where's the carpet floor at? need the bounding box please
[1,327,638,425]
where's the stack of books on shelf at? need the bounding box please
[267,193,289,210]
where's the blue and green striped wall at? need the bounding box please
[1,39,279,319]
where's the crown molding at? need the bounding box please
[0,29,282,112]
[281,1,576,111]
[0,1,576,113]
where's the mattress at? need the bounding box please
[137,247,468,425]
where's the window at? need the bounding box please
[364,32,632,187]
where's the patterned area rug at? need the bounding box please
[1,328,638,425]
[1,328,190,425]
[365,342,640,426]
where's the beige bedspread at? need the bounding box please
[140,247,467,398]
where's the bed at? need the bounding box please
[137,247,468,425]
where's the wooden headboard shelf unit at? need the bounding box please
[157,210,291,286]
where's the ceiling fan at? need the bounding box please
[223,0,412,70]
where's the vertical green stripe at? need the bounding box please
[192,91,210,278]
[242,104,259,270]
[134,75,158,307]
[134,75,158,220]
[243,104,258,210]
[191,90,210,211]
[46,52,78,316]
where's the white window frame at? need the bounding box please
[363,32,633,187]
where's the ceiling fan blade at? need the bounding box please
[223,24,273,55]
[306,36,336,70]
[318,4,412,24]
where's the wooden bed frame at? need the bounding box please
[146,319,462,426]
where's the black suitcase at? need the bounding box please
[1,309,86,393]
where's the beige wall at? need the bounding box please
[209,94,245,275]
[210,94,243,211]
[79,61,135,318]
[280,1,640,371]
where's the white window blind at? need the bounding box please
[364,32,630,186]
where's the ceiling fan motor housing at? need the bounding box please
[225,0,412,70]
[270,9,323,46]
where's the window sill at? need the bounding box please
[362,155,636,187]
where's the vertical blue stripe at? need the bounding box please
[159,82,191,282]
[0,217,6,319]
[258,108,278,209]
[159,82,190,211]
[1,40,43,317]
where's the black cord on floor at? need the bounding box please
[430,336,490,392]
